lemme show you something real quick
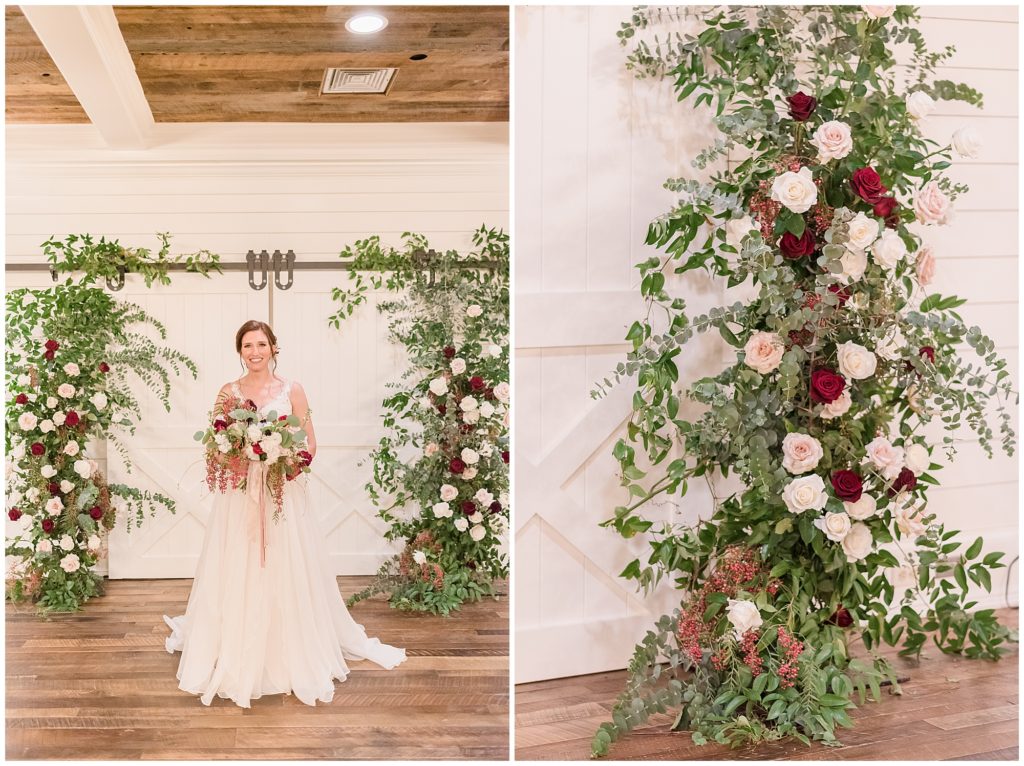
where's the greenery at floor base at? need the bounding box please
[591,6,1016,756]
[331,227,510,616]
[5,234,220,613]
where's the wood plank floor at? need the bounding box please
[516,608,1018,761]
[7,576,509,760]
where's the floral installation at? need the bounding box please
[6,235,218,612]
[330,227,510,616]
[591,6,1016,756]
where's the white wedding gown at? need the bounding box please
[163,378,405,707]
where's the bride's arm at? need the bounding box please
[290,382,317,459]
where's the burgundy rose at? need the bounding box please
[889,467,918,496]
[213,419,228,431]
[30,442,45,456]
[8,508,21,521]
[501,450,509,464]
[251,443,264,456]
[443,346,456,359]
[48,482,61,496]
[64,410,80,427]
[278,415,288,422]
[15,393,28,405]
[89,506,103,520]
[459,423,473,434]
[787,91,817,121]
[44,339,59,352]
[810,368,846,404]
[41,518,55,533]
[99,362,110,373]
[919,346,935,364]
[297,450,313,466]
[489,501,502,514]
[850,167,888,204]
[484,386,496,401]
[828,606,854,628]
[437,404,447,416]
[43,349,55,361]
[469,376,486,392]
[828,284,850,306]
[449,458,466,474]
[873,196,900,228]
[831,470,863,503]
[461,500,477,515]
[779,228,816,260]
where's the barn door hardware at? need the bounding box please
[272,250,295,291]
[105,267,126,292]
[247,250,269,291]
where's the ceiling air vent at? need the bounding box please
[321,68,397,95]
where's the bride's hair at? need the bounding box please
[235,320,279,371]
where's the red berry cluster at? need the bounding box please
[775,626,804,688]
[740,629,763,676]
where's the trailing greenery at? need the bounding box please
[591,6,1017,756]
[331,227,510,615]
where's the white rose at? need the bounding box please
[424,442,439,457]
[474,488,494,506]
[469,511,483,524]
[461,448,480,465]
[864,436,905,480]
[53,412,67,426]
[58,534,75,552]
[743,331,785,375]
[905,442,930,474]
[26,488,40,502]
[45,497,64,516]
[815,511,853,542]
[432,502,453,519]
[428,377,449,397]
[838,248,868,283]
[451,358,467,375]
[262,431,282,449]
[17,374,31,387]
[893,499,928,536]
[479,442,494,457]
[462,466,478,480]
[418,396,433,410]
[22,292,37,307]
[846,212,879,251]
[59,480,74,494]
[36,539,53,554]
[244,444,262,461]
[87,534,101,551]
[770,166,818,214]
[488,344,502,358]
[724,215,757,250]
[499,491,509,507]
[725,598,763,639]
[844,494,877,521]
[914,181,953,225]
[864,5,895,18]
[59,553,81,574]
[871,230,907,270]
[837,341,877,381]
[469,524,486,541]
[906,90,936,120]
[811,120,854,163]
[782,474,828,514]
[90,392,108,410]
[46,397,58,409]
[57,383,76,398]
[440,484,459,502]
[63,363,80,377]
[493,382,510,404]
[454,517,469,532]
[781,432,824,475]
[842,523,873,562]
[245,424,262,443]
[460,396,479,412]
[40,464,57,479]
[466,304,483,318]
[63,441,80,457]
[11,443,25,460]
[39,419,55,434]
[886,562,918,593]
[480,401,495,419]
[875,327,906,361]
[412,550,427,565]
[462,409,481,425]
[951,126,982,159]
[18,413,38,431]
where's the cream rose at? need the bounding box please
[59,480,74,494]
[951,126,982,159]
[886,562,918,593]
[466,304,483,318]
[782,475,828,514]
[480,401,495,419]
[468,511,484,524]
[36,539,53,554]
[839,248,868,283]
[810,120,854,163]
[725,215,757,251]
[46,396,58,409]
[871,229,907,270]
[781,432,824,475]
[45,497,64,516]
[461,448,480,465]
[18,412,38,431]
[815,511,853,542]
[743,331,785,374]
[837,341,877,380]
[846,212,879,251]
[428,377,448,396]
[463,410,481,425]
[432,502,452,519]
[915,245,936,286]
[904,442,930,474]
[39,419,55,434]
[864,436,906,480]
[462,466,478,480]
[40,464,57,479]
[63,440,80,457]
[725,598,763,639]
[59,553,81,574]
[914,181,953,225]
[842,522,873,562]
[87,534,102,551]
[906,90,936,120]
[58,534,75,552]
[893,499,928,536]
[459,396,479,412]
[440,484,458,502]
[412,550,427,565]
[454,517,469,532]
[820,390,852,419]
[470,524,486,541]
[844,494,877,520]
[63,362,80,377]
[770,166,818,214]
[425,442,439,457]
[474,488,494,506]
[53,412,66,426]
[451,358,467,375]
[57,383,76,398]
[493,382,510,404]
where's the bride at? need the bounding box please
[163,319,405,707]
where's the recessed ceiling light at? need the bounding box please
[345,13,388,34]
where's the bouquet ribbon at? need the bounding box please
[245,460,269,568]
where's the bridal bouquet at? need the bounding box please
[195,395,312,517]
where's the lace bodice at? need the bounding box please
[232,377,293,417]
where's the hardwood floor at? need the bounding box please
[516,608,1018,761]
[6,576,509,760]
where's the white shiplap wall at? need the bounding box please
[514,5,1018,684]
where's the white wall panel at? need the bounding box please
[515,6,1018,684]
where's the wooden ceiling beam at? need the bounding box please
[20,5,154,148]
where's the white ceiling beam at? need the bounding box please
[21,5,154,149]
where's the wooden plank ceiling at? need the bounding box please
[6,5,509,124]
